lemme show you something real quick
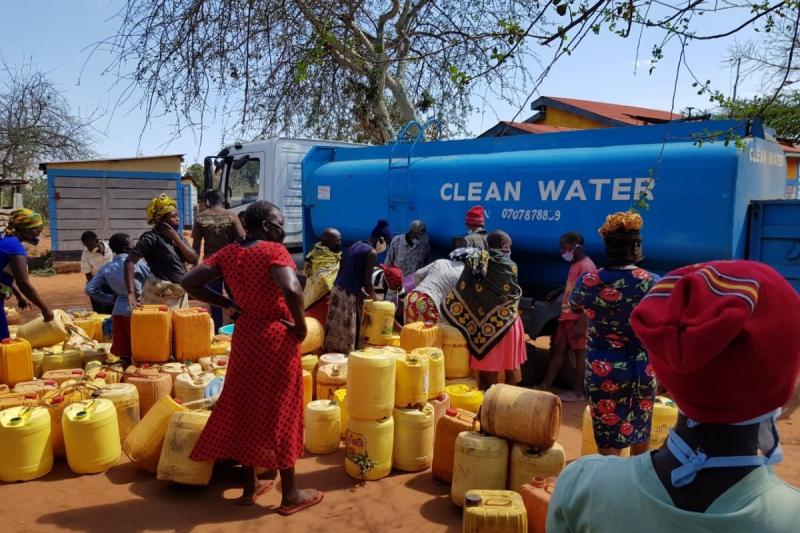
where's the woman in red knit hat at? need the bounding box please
[463,205,488,250]
[569,212,659,456]
[548,260,800,532]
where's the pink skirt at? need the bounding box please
[470,317,527,372]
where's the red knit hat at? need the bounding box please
[464,205,486,227]
[379,264,404,291]
[631,260,800,424]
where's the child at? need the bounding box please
[539,232,595,401]
[86,233,150,359]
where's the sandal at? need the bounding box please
[277,490,324,516]
[235,479,275,506]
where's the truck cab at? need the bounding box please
[204,138,360,251]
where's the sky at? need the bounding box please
[0,1,765,166]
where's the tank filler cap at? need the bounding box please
[465,494,482,507]
[446,408,457,417]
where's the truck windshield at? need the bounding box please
[227,158,261,208]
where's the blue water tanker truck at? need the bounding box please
[302,118,798,337]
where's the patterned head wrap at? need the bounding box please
[6,208,43,235]
[598,211,643,242]
[146,194,178,225]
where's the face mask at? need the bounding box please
[561,244,581,263]
[667,408,783,487]
[169,220,181,230]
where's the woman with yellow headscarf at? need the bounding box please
[0,208,54,337]
[124,194,198,309]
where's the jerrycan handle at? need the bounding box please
[483,497,513,508]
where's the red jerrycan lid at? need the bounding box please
[72,369,84,375]
[196,307,207,313]
[51,395,65,404]
[96,372,107,379]
[1,338,11,344]
[24,393,38,400]
[158,305,169,312]
[446,408,457,417]
[44,379,57,386]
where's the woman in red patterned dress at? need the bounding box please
[182,201,323,513]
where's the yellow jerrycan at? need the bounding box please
[507,442,566,491]
[157,410,214,485]
[301,317,325,353]
[0,405,53,482]
[302,370,313,406]
[399,321,442,352]
[392,404,435,472]
[131,305,171,363]
[333,388,348,438]
[0,337,34,387]
[62,398,121,474]
[452,432,509,507]
[172,307,213,362]
[395,352,430,409]
[316,363,347,401]
[174,372,214,404]
[439,323,470,378]
[16,310,73,348]
[346,349,396,420]
[650,396,678,449]
[360,300,396,346]
[446,384,484,413]
[345,416,394,481]
[412,347,445,400]
[123,395,187,472]
[463,490,528,533]
[304,400,341,455]
[96,383,141,442]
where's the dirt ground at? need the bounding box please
[1,272,798,532]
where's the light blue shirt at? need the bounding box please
[85,254,150,317]
[548,452,800,533]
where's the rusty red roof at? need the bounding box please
[499,122,574,134]
[779,142,800,155]
[532,96,682,126]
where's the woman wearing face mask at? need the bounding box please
[569,212,658,456]
[549,260,800,532]
[323,219,392,354]
[539,232,597,401]
[182,201,322,513]
[0,208,54,337]
[125,194,198,309]
[443,231,526,389]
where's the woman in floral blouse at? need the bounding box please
[570,212,658,456]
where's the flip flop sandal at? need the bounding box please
[235,479,275,506]
[277,491,325,516]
